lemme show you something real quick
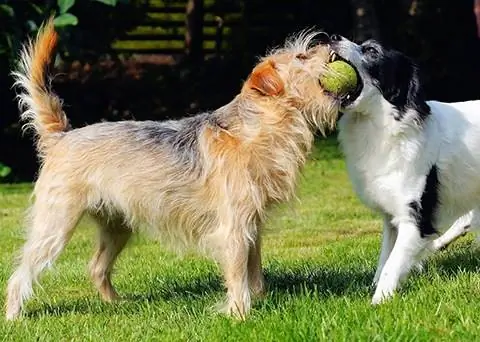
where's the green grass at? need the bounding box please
[0,137,479,341]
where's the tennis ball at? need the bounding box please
[320,60,358,95]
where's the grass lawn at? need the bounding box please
[0,137,479,341]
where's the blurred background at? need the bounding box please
[0,0,479,182]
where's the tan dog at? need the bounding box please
[5,18,339,320]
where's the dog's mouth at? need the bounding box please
[328,51,363,107]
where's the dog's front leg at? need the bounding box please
[217,219,252,319]
[372,220,427,304]
[373,215,397,285]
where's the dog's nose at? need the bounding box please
[330,34,342,42]
[317,32,330,44]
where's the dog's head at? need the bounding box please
[241,31,341,134]
[321,34,429,119]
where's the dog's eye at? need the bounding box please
[296,53,308,60]
[362,46,378,55]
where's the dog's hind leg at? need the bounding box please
[5,186,85,320]
[414,211,475,273]
[248,232,265,298]
[89,214,131,302]
[431,211,472,251]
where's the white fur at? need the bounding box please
[432,213,471,251]
[334,37,480,304]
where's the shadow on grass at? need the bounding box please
[265,263,374,297]
[434,239,480,275]
[26,262,375,319]
[26,241,479,319]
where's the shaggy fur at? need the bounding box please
[323,34,480,304]
[5,19,340,320]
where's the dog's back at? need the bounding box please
[427,100,480,122]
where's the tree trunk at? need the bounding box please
[185,0,204,61]
[350,0,380,42]
[214,16,224,58]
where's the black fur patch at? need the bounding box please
[409,165,439,238]
[360,40,431,122]
[120,116,205,168]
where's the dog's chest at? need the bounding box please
[345,149,407,213]
[339,121,424,215]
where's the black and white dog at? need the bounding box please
[323,34,480,304]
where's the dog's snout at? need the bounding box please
[317,32,330,44]
[330,34,342,42]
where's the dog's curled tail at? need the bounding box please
[13,17,69,156]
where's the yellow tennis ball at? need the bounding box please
[320,60,358,95]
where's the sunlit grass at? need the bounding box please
[0,137,478,341]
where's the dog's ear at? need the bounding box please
[246,60,284,96]
[375,50,430,119]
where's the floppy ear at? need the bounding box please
[378,51,430,118]
[246,60,284,96]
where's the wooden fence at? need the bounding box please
[111,0,243,55]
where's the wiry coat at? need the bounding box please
[5,18,339,320]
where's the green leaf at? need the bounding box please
[92,0,118,6]
[58,0,75,13]
[30,3,43,14]
[0,4,14,17]
[0,163,12,178]
[53,13,78,27]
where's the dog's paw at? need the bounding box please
[215,299,249,320]
[250,281,266,299]
[371,294,386,305]
[431,240,447,252]
[5,304,22,321]
[5,287,24,321]
[371,287,395,305]
[413,261,425,273]
[100,291,122,303]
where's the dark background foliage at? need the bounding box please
[1,0,479,182]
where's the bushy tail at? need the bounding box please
[12,17,69,156]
